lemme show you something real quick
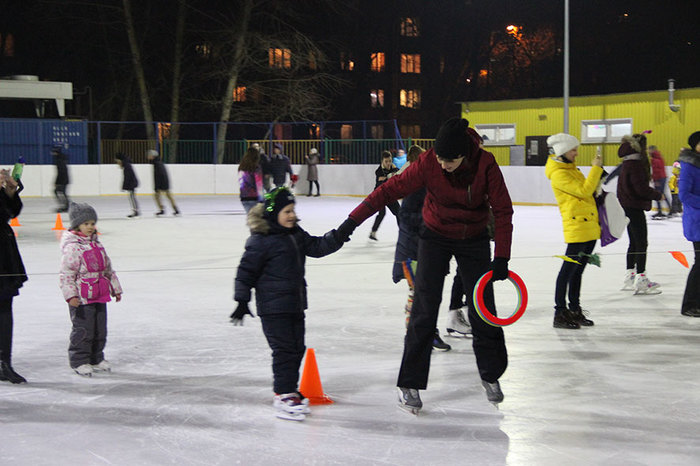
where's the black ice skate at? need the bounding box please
[397,387,422,414]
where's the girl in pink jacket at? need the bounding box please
[59,203,122,377]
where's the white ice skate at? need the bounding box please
[92,360,111,372]
[273,393,306,421]
[621,269,636,291]
[446,308,472,337]
[397,387,422,415]
[74,364,93,377]
[633,273,661,295]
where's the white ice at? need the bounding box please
[2,195,699,466]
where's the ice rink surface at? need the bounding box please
[2,194,699,466]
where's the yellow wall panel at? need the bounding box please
[463,88,700,166]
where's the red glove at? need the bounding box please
[291,174,299,183]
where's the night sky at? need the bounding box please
[1,0,698,120]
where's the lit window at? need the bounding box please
[340,124,353,139]
[371,124,384,139]
[308,52,318,70]
[400,17,420,37]
[479,69,488,77]
[370,89,385,108]
[340,51,355,71]
[580,118,633,143]
[473,124,516,146]
[233,86,246,102]
[401,124,421,138]
[269,48,291,69]
[195,43,211,58]
[371,52,385,72]
[3,33,14,57]
[399,89,421,109]
[400,54,421,74]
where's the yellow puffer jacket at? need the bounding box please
[545,157,603,243]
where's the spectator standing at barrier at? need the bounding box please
[115,153,140,218]
[52,145,70,213]
[238,146,264,213]
[0,168,28,384]
[650,145,671,219]
[269,143,295,189]
[147,149,180,216]
[678,131,700,317]
[254,143,273,193]
[305,148,321,197]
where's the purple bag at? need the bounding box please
[597,191,628,247]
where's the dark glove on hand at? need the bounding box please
[230,301,254,325]
[491,257,509,281]
[334,218,358,243]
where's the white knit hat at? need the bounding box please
[547,133,579,156]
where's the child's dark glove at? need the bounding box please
[334,218,357,243]
[230,301,254,325]
[491,257,509,281]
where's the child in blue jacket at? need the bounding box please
[231,187,343,420]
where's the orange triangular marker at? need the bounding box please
[10,217,21,227]
[299,348,333,405]
[52,213,66,231]
[669,251,689,268]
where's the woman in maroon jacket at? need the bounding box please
[617,134,663,294]
[335,118,514,413]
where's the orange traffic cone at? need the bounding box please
[52,213,66,231]
[10,217,21,227]
[299,348,333,405]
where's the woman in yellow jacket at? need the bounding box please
[545,133,604,329]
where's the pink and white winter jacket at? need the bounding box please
[59,230,122,304]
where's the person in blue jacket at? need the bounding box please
[231,187,344,420]
[678,131,700,317]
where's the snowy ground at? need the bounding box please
[1,194,699,466]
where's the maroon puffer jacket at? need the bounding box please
[617,157,662,211]
[349,147,514,259]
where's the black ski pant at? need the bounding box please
[448,268,466,310]
[260,313,306,394]
[68,303,107,368]
[371,201,400,232]
[397,227,507,389]
[554,240,596,310]
[0,298,14,364]
[624,207,649,274]
[682,242,700,313]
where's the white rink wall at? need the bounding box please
[10,163,634,205]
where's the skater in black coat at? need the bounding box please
[147,150,180,216]
[231,187,343,420]
[0,168,28,383]
[52,145,70,212]
[115,153,140,218]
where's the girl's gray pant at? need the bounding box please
[68,303,107,368]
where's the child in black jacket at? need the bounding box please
[231,187,343,421]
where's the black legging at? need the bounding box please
[371,201,400,232]
[307,180,320,195]
[0,298,14,365]
[624,207,648,273]
[682,242,700,313]
[554,240,596,310]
